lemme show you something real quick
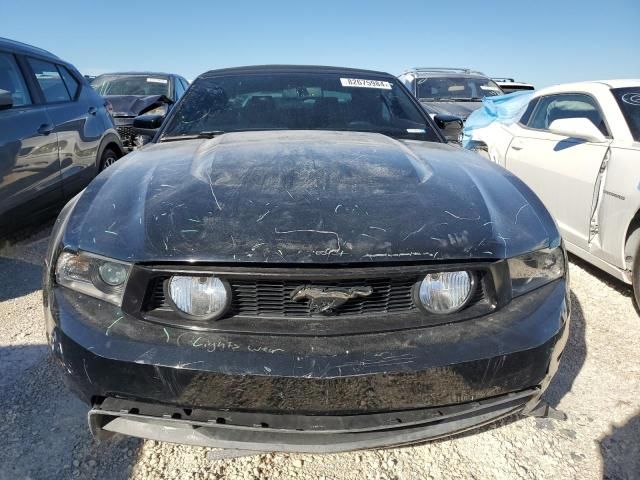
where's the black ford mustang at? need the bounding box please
[44,66,569,452]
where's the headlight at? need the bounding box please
[143,104,168,116]
[417,270,475,314]
[167,275,229,320]
[55,252,132,306]
[508,246,565,297]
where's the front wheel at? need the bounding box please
[99,147,119,171]
[633,242,640,311]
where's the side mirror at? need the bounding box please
[133,114,165,130]
[132,114,166,146]
[0,89,13,111]
[548,118,606,143]
[433,114,464,143]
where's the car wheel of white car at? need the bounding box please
[633,243,640,311]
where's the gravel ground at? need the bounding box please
[1,223,638,480]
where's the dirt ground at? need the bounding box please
[1,223,638,480]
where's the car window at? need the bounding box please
[91,75,170,96]
[519,98,539,125]
[0,52,32,106]
[58,65,80,99]
[174,78,185,99]
[28,58,71,103]
[161,72,439,142]
[398,75,414,92]
[416,77,503,101]
[527,93,609,136]
[611,87,640,142]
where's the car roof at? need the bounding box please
[94,72,177,78]
[0,36,59,60]
[399,68,489,79]
[199,65,393,79]
[535,79,640,96]
[492,78,534,88]
[497,82,534,88]
[593,79,640,88]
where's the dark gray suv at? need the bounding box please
[0,37,123,235]
[398,68,505,120]
[91,72,189,151]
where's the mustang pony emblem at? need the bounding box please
[290,285,373,314]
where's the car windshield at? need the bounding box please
[91,75,170,96]
[160,72,439,142]
[417,77,503,101]
[612,87,640,142]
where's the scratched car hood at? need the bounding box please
[64,130,558,263]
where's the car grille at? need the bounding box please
[116,125,135,149]
[145,275,422,318]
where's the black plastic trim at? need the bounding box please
[88,389,537,453]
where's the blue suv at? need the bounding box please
[0,37,123,236]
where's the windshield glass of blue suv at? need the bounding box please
[91,75,170,96]
[417,77,503,101]
[160,73,439,141]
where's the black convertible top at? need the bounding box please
[93,72,176,78]
[200,65,393,79]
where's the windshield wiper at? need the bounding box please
[160,131,226,142]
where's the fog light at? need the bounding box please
[418,271,474,314]
[167,276,229,320]
[98,262,128,286]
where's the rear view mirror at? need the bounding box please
[132,114,166,146]
[548,118,607,143]
[434,114,464,143]
[0,89,13,111]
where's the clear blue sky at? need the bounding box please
[2,0,638,87]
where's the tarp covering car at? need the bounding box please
[462,91,533,148]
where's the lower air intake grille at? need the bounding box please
[116,125,135,148]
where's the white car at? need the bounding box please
[464,80,640,305]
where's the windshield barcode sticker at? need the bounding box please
[340,78,392,90]
[147,78,168,84]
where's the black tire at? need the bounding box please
[99,147,119,171]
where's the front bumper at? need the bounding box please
[112,117,135,150]
[45,279,569,451]
[88,389,537,453]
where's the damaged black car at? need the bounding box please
[44,65,569,453]
[91,72,189,151]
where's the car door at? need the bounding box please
[26,57,104,196]
[505,93,612,250]
[0,51,61,227]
